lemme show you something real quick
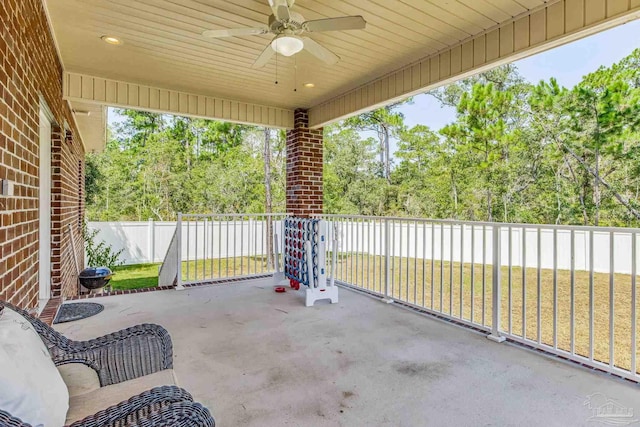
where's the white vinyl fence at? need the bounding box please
[88,218,286,266]
[90,219,638,275]
[88,220,177,265]
[323,220,639,275]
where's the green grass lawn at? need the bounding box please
[110,263,161,290]
[109,256,271,291]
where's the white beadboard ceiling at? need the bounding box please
[46,0,552,111]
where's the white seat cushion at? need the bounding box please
[0,307,69,427]
[66,369,178,424]
[57,363,101,397]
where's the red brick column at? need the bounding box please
[286,109,323,217]
[51,128,84,299]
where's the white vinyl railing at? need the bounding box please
[144,212,639,380]
[175,213,287,287]
[316,214,640,382]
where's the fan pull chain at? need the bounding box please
[275,49,278,85]
[294,56,297,92]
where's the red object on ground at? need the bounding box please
[274,286,286,293]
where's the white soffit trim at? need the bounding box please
[63,72,295,129]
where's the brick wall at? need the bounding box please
[286,109,323,217]
[0,0,85,308]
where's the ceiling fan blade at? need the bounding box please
[303,16,366,32]
[252,43,276,68]
[302,37,340,65]
[277,5,291,21]
[269,0,291,21]
[202,28,268,38]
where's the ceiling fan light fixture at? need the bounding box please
[271,35,304,57]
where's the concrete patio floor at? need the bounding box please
[55,278,640,426]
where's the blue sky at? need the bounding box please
[401,19,640,132]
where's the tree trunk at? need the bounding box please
[484,144,492,221]
[264,128,274,269]
[185,133,191,171]
[594,146,600,226]
[378,128,385,173]
[554,170,562,225]
[383,125,391,183]
[563,143,640,221]
[450,171,458,218]
[563,153,589,225]
[503,198,508,223]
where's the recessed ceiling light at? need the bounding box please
[101,35,123,45]
[304,83,315,88]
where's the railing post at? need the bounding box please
[204,217,208,265]
[488,224,505,342]
[176,213,184,290]
[331,222,338,288]
[274,232,280,273]
[248,218,253,261]
[148,218,155,263]
[383,218,393,303]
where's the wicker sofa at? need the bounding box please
[0,301,215,427]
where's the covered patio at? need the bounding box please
[3,0,640,425]
[55,278,640,426]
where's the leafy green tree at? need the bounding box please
[87,109,283,220]
[394,125,449,217]
[440,82,521,221]
[87,49,640,229]
[430,64,527,107]
[323,125,389,215]
[345,101,410,182]
[84,153,103,207]
[530,50,640,226]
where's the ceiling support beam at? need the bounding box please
[309,0,640,128]
[63,72,295,129]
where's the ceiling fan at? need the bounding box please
[202,0,366,69]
